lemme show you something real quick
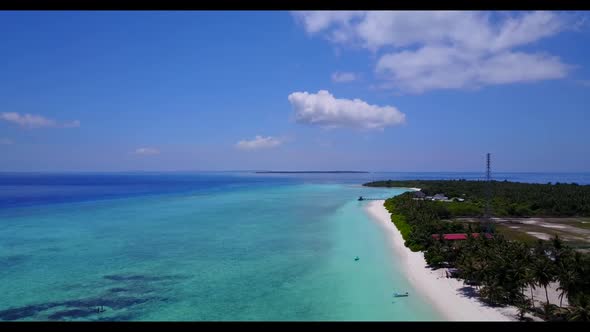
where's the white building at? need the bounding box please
[432,193,448,201]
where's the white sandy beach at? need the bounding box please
[365,200,520,321]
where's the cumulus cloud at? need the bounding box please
[293,11,363,35]
[292,11,573,93]
[0,138,13,145]
[288,90,405,130]
[0,112,80,129]
[331,71,357,83]
[375,47,568,93]
[236,136,283,151]
[135,147,160,155]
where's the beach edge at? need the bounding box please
[364,199,519,321]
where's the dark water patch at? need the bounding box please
[47,308,98,320]
[96,313,137,321]
[104,274,152,282]
[61,296,153,310]
[1,237,60,247]
[0,294,157,321]
[0,302,59,320]
[111,282,156,296]
[108,287,130,294]
[0,254,29,269]
[44,247,62,252]
[0,172,290,210]
[103,273,186,283]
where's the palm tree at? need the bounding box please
[566,251,589,304]
[533,255,555,305]
[522,247,537,307]
[508,242,531,302]
[557,268,577,308]
[555,251,579,308]
[481,282,505,305]
[512,260,529,302]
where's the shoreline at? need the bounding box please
[364,200,520,321]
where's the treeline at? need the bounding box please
[366,180,590,217]
[384,194,473,251]
[384,193,590,321]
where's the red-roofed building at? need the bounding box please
[431,233,493,241]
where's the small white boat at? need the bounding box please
[393,292,409,297]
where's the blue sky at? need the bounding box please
[1,11,589,172]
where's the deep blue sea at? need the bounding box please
[0,171,588,321]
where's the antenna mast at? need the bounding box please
[486,153,491,183]
[484,153,492,232]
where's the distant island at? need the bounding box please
[363,179,590,321]
[255,171,369,174]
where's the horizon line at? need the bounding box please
[0,170,589,174]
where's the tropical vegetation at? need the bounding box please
[371,181,590,321]
[366,179,590,217]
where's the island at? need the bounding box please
[363,179,590,321]
[255,171,369,174]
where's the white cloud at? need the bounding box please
[135,147,160,155]
[490,11,565,52]
[0,138,13,145]
[1,112,55,128]
[331,71,357,83]
[375,47,568,93]
[0,112,80,128]
[288,90,405,130]
[293,11,363,35]
[236,136,283,151]
[61,120,81,128]
[292,11,573,93]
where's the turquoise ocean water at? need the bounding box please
[1,171,588,321]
